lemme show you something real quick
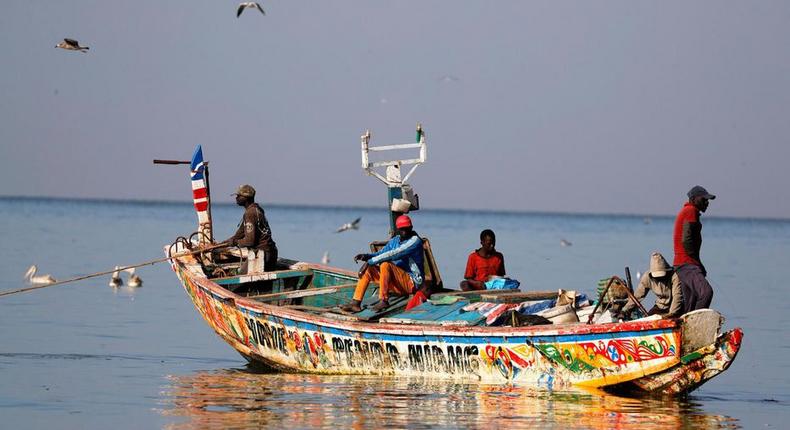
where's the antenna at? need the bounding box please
[360,123,426,235]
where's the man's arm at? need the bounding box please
[622,274,650,315]
[681,221,702,265]
[497,254,506,276]
[368,236,422,265]
[225,220,245,245]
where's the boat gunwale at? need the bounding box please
[175,257,680,338]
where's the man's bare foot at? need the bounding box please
[340,300,362,313]
[372,300,390,311]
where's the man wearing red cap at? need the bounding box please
[341,215,424,312]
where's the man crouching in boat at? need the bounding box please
[618,252,683,319]
[341,215,424,312]
[221,184,278,274]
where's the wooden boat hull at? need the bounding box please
[615,327,743,395]
[170,257,744,395]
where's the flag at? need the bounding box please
[190,145,209,213]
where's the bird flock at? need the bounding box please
[109,267,143,288]
[55,2,267,53]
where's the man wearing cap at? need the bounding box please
[223,184,278,273]
[673,185,716,313]
[341,215,424,312]
[620,252,683,318]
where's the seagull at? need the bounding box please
[321,251,330,265]
[237,2,265,18]
[560,239,573,247]
[55,38,89,52]
[124,267,143,287]
[24,265,56,285]
[335,217,361,233]
[109,266,123,287]
[437,75,460,83]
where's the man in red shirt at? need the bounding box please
[460,229,506,291]
[673,185,715,314]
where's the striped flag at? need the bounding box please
[190,145,212,242]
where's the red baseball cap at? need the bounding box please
[395,215,413,229]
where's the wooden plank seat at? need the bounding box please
[248,283,356,302]
[380,300,485,326]
[478,290,558,303]
[430,289,523,303]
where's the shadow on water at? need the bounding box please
[159,366,740,430]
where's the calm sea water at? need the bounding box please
[0,197,788,429]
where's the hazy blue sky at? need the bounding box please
[1,1,789,218]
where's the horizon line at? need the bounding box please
[1,194,788,223]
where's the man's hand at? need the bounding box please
[358,262,369,278]
[354,254,370,263]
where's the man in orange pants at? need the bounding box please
[341,215,424,312]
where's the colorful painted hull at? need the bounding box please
[171,257,740,395]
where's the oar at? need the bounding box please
[623,266,650,316]
[587,276,619,324]
[0,243,228,298]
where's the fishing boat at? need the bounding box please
[163,126,742,396]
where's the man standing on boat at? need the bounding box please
[673,185,715,314]
[223,184,278,273]
[341,215,424,312]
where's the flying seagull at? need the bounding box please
[237,2,265,18]
[335,217,361,233]
[55,38,89,52]
[321,251,330,265]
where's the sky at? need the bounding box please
[1,1,789,219]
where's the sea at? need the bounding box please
[0,197,788,429]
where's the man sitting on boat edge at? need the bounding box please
[221,184,278,274]
[341,215,424,312]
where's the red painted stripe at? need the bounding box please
[193,188,207,199]
[194,201,208,212]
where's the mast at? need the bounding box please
[360,123,426,236]
[153,144,214,244]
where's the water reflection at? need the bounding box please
[160,366,739,429]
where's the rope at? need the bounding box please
[0,243,227,298]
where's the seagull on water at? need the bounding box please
[24,265,56,285]
[237,2,265,18]
[335,217,361,233]
[560,239,573,247]
[55,38,89,52]
[124,267,143,288]
[109,266,123,287]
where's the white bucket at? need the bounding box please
[538,304,579,324]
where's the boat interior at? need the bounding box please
[177,237,634,328]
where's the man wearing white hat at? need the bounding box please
[621,252,684,318]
